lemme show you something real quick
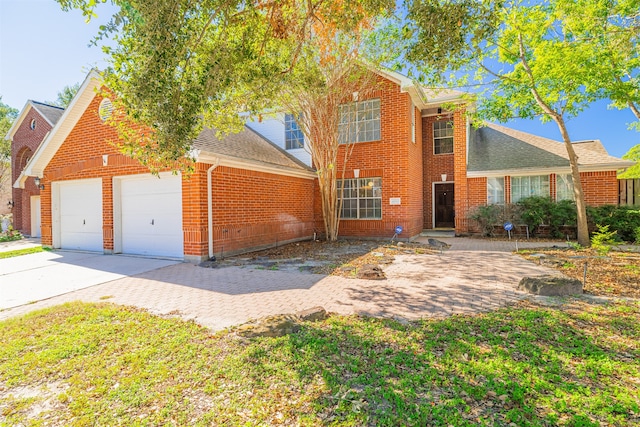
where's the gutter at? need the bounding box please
[207,158,220,259]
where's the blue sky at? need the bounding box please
[1,0,638,158]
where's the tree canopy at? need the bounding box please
[0,98,18,159]
[56,0,395,169]
[46,83,81,108]
[403,0,640,246]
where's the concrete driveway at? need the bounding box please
[0,238,560,330]
[0,251,178,309]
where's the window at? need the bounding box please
[284,113,304,150]
[511,175,550,203]
[30,119,36,130]
[339,177,382,219]
[99,98,114,122]
[487,177,505,205]
[433,121,453,154]
[556,173,574,201]
[339,99,381,144]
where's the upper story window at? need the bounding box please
[284,113,304,150]
[433,120,453,154]
[30,118,37,130]
[511,175,550,203]
[487,177,505,205]
[556,173,574,201]
[338,98,381,144]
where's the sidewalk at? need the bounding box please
[0,238,559,330]
[0,237,42,253]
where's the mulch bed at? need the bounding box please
[520,248,640,298]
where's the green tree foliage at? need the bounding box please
[619,144,640,178]
[56,0,395,169]
[46,83,81,108]
[0,97,18,159]
[404,0,639,246]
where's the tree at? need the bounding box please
[404,0,640,246]
[619,144,640,178]
[278,50,379,240]
[1,97,19,206]
[46,83,81,108]
[56,0,395,168]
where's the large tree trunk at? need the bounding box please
[552,115,590,247]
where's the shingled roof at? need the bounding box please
[468,122,634,174]
[30,101,65,126]
[193,125,313,174]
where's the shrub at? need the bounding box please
[586,205,640,242]
[468,204,520,236]
[0,227,23,243]
[516,196,576,237]
[591,224,619,256]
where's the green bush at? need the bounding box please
[468,204,520,236]
[516,196,577,237]
[591,225,619,255]
[586,205,640,242]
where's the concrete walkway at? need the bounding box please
[0,238,559,330]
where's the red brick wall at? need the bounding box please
[580,171,620,205]
[41,93,313,260]
[10,106,53,234]
[422,111,467,232]
[322,75,424,239]
[210,166,314,257]
[463,171,621,234]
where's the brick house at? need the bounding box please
[13,69,634,260]
[6,101,65,236]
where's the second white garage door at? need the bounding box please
[119,174,183,258]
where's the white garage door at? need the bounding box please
[59,179,103,252]
[120,174,183,258]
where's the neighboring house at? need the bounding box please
[6,101,65,236]
[13,69,635,261]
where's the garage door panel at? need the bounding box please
[59,179,103,252]
[119,174,183,258]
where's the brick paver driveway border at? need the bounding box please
[1,238,560,330]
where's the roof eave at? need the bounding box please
[197,152,317,179]
[467,162,636,178]
[22,70,102,178]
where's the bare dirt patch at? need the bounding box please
[205,239,442,276]
[520,247,640,298]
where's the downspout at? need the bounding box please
[207,159,220,259]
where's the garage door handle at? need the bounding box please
[151,219,154,225]
[83,219,85,225]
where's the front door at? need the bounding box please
[434,183,454,228]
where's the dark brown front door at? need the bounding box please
[435,183,454,228]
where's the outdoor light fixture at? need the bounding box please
[441,173,447,182]
[354,169,360,178]
[34,177,45,190]
[7,200,14,208]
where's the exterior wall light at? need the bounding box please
[34,177,45,190]
[441,173,447,182]
[7,200,14,208]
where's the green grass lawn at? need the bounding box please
[1,300,639,426]
[0,246,44,259]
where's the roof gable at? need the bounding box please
[21,70,102,179]
[468,122,635,174]
[4,100,64,141]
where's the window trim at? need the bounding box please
[338,177,382,220]
[510,174,550,203]
[338,98,381,144]
[487,177,505,205]
[284,113,304,150]
[433,120,454,155]
[556,173,575,201]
